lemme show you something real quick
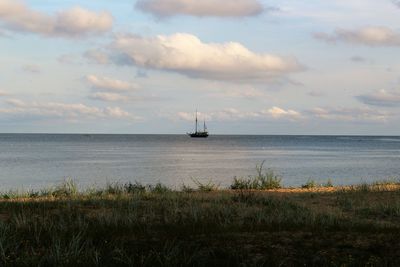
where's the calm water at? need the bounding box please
[0,134,399,190]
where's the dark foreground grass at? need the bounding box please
[1,180,400,266]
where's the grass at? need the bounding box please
[1,177,400,266]
[191,178,219,192]
[301,178,317,189]
[230,161,282,190]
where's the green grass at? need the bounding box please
[1,178,400,266]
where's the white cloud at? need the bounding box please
[21,64,40,73]
[209,86,267,99]
[135,0,264,18]
[262,106,300,119]
[177,111,198,121]
[315,26,400,46]
[175,105,393,124]
[86,75,139,91]
[1,99,137,120]
[89,92,130,102]
[112,33,301,81]
[103,106,132,118]
[177,109,254,122]
[176,106,302,122]
[350,56,367,63]
[0,0,113,37]
[55,7,113,36]
[57,53,79,64]
[308,91,324,97]
[357,89,400,107]
[308,107,391,122]
[6,98,25,107]
[84,49,109,64]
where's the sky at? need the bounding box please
[1,0,400,135]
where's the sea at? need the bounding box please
[0,134,399,190]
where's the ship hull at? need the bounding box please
[188,132,209,138]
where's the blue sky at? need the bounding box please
[1,0,400,134]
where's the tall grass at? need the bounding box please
[0,178,400,266]
[301,179,317,189]
[230,161,282,190]
[191,178,219,192]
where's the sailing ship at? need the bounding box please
[188,110,209,138]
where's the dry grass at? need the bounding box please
[0,180,400,266]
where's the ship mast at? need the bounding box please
[195,110,198,133]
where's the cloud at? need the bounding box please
[392,1,400,8]
[174,106,392,124]
[176,106,302,122]
[209,86,266,99]
[308,91,324,97]
[262,106,300,119]
[86,75,139,91]
[0,0,113,37]
[1,98,137,120]
[21,64,40,73]
[308,107,391,122]
[89,92,130,102]
[356,89,400,107]
[85,75,145,103]
[177,108,259,121]
[57,53,79,64]
[315,26,400,46]
[112,33,302,81]
[350,56,366,63]
[135,0,264,18]
[84,49,109,64]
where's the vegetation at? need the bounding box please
[324,178,334,187]
[1,177,400,266]
[230,161,282,190]
[301,178,317,189]
[191,178,219,192]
